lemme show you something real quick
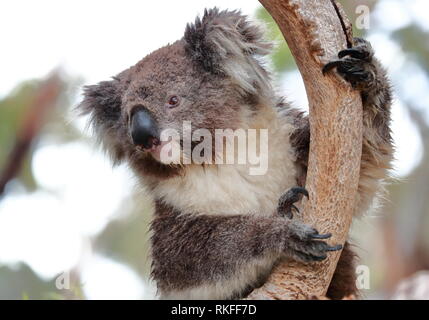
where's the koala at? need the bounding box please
[79,8,393,299]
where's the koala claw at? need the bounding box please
[310,232,332,240]
[277,187,309,219]
[326,244,344,252]
[285,221,343,263]
[322,60,342,75]
[322,37,376,90]
[338,48,371,61]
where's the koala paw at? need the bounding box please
[277,187,309,219]
[284,221,343,263]
[322,37,376,91]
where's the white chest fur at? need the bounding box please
[149,120,297,216]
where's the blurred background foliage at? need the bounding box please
[0,0,428,299]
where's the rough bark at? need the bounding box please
[247,0,363,299]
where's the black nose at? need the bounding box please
[130,108,160,149]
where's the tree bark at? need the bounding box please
[247,0,363,299]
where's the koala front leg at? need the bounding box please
[323,37,394,214]
[291,38,394,215]
[151,201,342,299]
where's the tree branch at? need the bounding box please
[0,74,62,197]
[247,0,363,299]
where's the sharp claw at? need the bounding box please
[311,232,332,240]
[291,187,309,199]
[346,71,367,79]
[339,47,372,61]
[313,255,327,261]
[291,204,299,214]
[326,244,343,252]
[322,60,341,75]
[338,48,360,59]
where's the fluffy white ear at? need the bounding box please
[184,8,272,96]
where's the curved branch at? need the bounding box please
[0,74,62,197]
[247,0,363,299]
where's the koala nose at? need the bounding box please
[129,108,160,149]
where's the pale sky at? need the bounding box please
[0,0,260,96]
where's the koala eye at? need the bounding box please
[167,95,180,108]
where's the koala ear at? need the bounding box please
[78,79,122,126]
[184,8,272,96]
[77,78,128,163]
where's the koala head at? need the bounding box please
[79,8,273,178]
